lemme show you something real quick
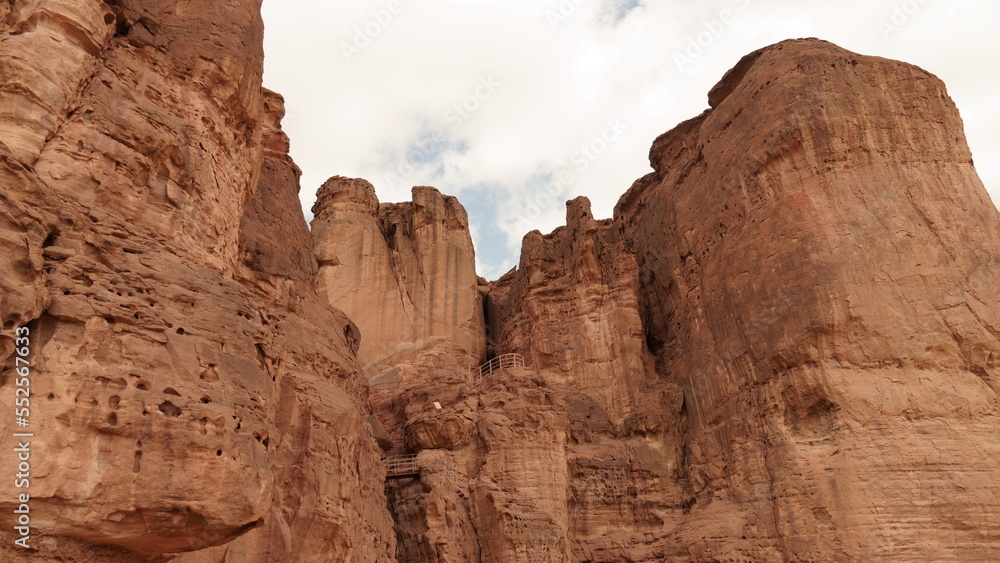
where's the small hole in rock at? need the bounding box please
[107,412,118,426]
[163,387,180,396]
[201,397,211,404]
[176,328,185,335]
[216,450,222,456]
[158,401,182,417]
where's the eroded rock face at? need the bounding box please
[488,196,650,423]
[370,197,676,561]
[172,89,395,563]
[374,38,1000,562]
[236,89,317,285]
[0,2,393,561]
[612,38,1000,560]
[4,13,998,561]
[374,362,574,563]
[312,178,485,369]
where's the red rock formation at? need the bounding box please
[0,2,394,561]
[370,196,674,561]
[488,196,651,423]
[237,89,318,285]
[613,38,1000,560]
[3,7,998,559]
[172,90,395,563]
[312,178,485,370]
[372,38,1000,562]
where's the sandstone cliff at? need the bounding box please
[312,177,485,370]
[3,5,999,560]
[612,38,1000,560]
[0,1,393,561]
[369,38,1000,562]
[372,195,682,561]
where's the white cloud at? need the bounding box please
[263,0,1000,281]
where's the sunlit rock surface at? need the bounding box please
[0,1,394,560]
[2,7,999,560]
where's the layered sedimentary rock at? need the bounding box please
[488,196,650,422]
[236,89,318,285]
[0,2,393,561]
[372,197,678,562]
[173,90,394,563]
[3,9,999,560]
[611,38,1000,560]
[374,38,1000,562]
[487,198,685,561]
[372,357,575,562]
[312,178,485,369]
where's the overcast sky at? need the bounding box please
[261,0,999,280]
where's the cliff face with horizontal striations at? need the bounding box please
[0,1,394,561]
[612,38,1000,560]
[488,196,652,424]
[365,38,1000,562]
[2,5,999,560]
[311,177,485,370]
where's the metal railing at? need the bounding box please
[470,353,525,380]
[384,454,419,478]
[370,380,400,391]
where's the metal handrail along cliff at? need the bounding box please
[469,353,525,380]
[383,454,419,478]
